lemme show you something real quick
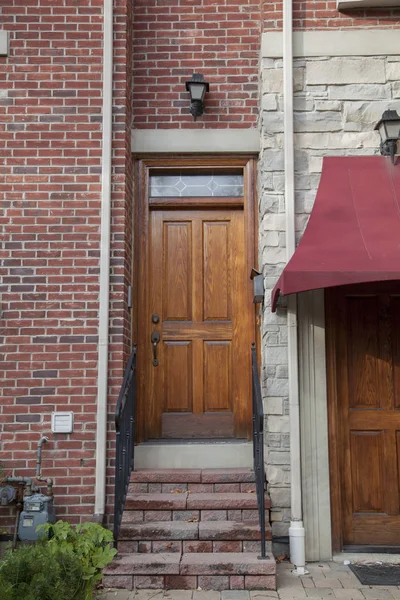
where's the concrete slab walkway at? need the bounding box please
[100,561,400,600]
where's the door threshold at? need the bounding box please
[135,440,253,469]
[334,551,400,563]
[343,545,400,554]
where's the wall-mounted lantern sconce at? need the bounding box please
[374,109,400,164]
[250,268,264,304]
[185,73,210,122]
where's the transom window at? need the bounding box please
[149,170,244,198]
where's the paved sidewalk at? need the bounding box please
[100,561,400,599]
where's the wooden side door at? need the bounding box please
[146,208,251,439]
[327,283,400,549]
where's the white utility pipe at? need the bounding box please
[283,0,306,574]
[94,0,113,522]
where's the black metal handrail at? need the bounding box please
[251,342,267,558]
[113,345,137,547]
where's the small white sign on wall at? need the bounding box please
[51,412,74,434]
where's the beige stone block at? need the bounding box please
[386,61,400,81]
[315,100,341,111]
[264,231,280,247]
[263,94,278,111]
[294,111,342,133]
[265,397,283,414]
[294,96,315,111]
[262,213,286,232]
[343,101,400,127]
[329,84,390,101]
[307,58,385,85]
[262,68,303,93]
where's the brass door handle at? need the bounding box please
[151,331,160,366]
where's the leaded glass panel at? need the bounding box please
[150,171,244,197]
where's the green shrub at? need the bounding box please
[0,543,86,600]
[40,521,117,600]
[0,521,117,600]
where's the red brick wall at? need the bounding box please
[132,0,262,129]
[264,1,400,31]
[0,0,133,533]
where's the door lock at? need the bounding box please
[151,331,160,366]
[152,314,160,324]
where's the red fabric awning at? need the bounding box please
[271,156,400,312]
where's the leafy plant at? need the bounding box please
[0,543,86,600]
[39,520,117,600]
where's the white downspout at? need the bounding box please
[94,0,113,522]
[283,0,306,574]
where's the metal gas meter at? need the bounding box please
[18,493,56,541]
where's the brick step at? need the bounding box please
[117,539,272,554]
[118,520,272,542]
[131,468,255,485]
[129,481,257,494]
[125,493,270,511]
[103,552,276,591]
[122,507,269,523]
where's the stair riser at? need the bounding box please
[131,468,256,485]
[117,540,272,554]
[125,494,270,512]
[122,509,270,523]
[103,574,275,591]
[129,483,257,494]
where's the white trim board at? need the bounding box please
[0,32,9,56]
[131,128,260,154]
[298,290,332,561]
[262,29,400,58]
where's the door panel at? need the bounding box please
[163,222,192,321]
[328,284,400,547]
[146,209,252,440]
[203,222,231,320]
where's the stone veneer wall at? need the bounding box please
[259,53,400,538]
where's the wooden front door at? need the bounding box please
[136,158,256,441]
[327,283,400,549]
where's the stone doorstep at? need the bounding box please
[129,483,257,494]
[131,469,256,484]
[118,521,271,542]
[125,494,270,512]
[104,552,276,578]
[117,540,272,554]
[102,573,276,591]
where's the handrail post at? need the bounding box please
[113,346,137,548]
[251,343,267,559]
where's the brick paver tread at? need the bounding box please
[125,494,188,510]
[180,553,276,576]
[103,553,181,575]
[199,521,271,541]
[187,494,270,510]
[119,521,199,540]
[131,470,202,483]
